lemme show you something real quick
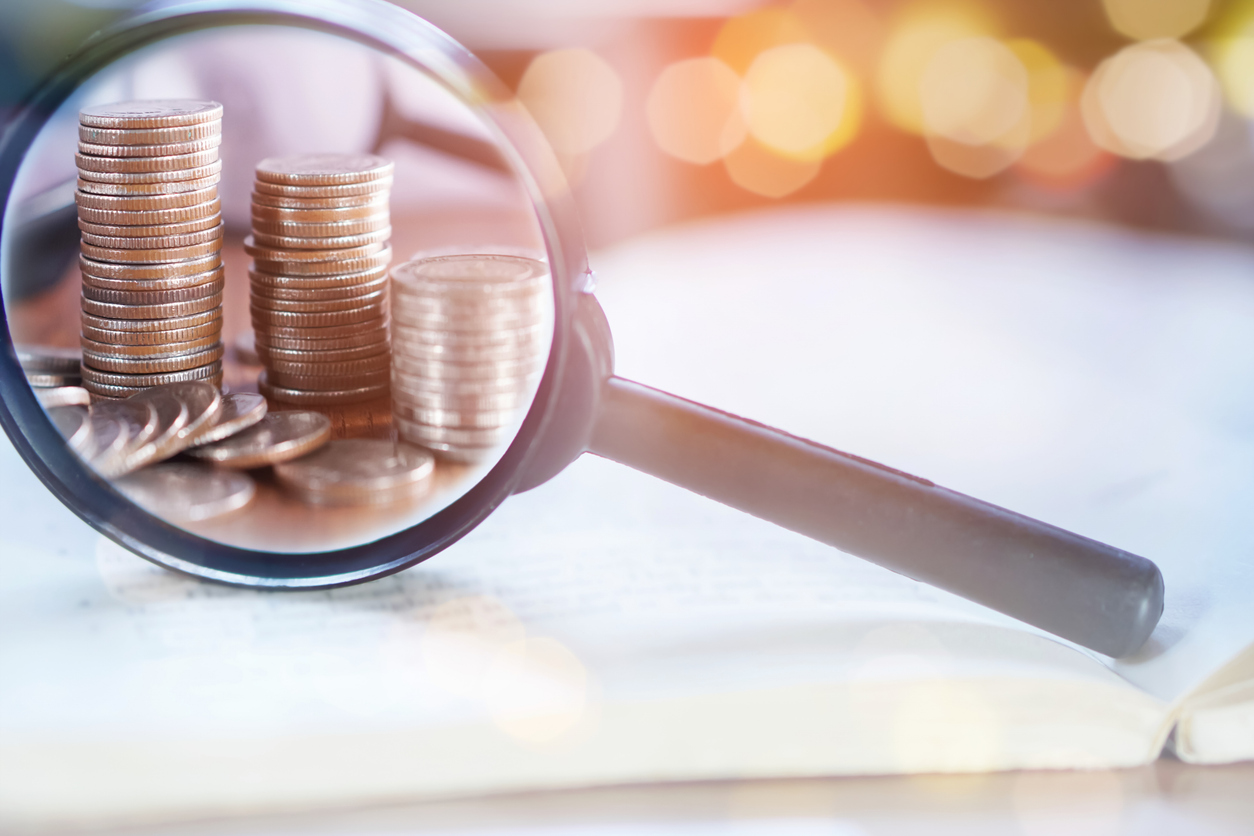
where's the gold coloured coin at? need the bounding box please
[82,343,224,374]
[80,252,220,280]
[266,353,390,376]
[187,409,330,468]
[81,334,218,357]
[78,212,221,237]
[81,360,223,389]
[255,153,393,186]
[75,148,219,174]
[81,319,222,346]
[258,373,388,405]
[250,288,385,313]
[79,100,222,129]
[76,160,222,184]
[79,222,224,250]
[250,227,391,251]
[80,239,222,263]
[76,187,219,212]
[81,307,221,333]
[253,332,389,352]
[250,274,388,301]
[77,136,222,157]
[257,318,387,340]
[79,122,221,145]
[252,248,393,277]
[252,177,392,198]
[82,277,225,306]
[257,342,388,364]
[266,368,389,390]
[250,190,389,209]
[250,215,389,237]
[76,174,220,196]
[242,236,383,262]
[250,301,386,328]
[250,200,388,223]
[81,292,223,320]
[84,373,222,400]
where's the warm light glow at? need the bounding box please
[741,43,855,160]
[723,135,821,197]
[1103,0,1211,41]
[790,0,884,74]
[420,595,525,699]
[517,48,623,155]
[920,37,1028,147]
[711,7,808,75]
[647,57,746,165]
[483,637,590,744]
[1018,70,1116,190]
[875,4,995,134]
[926,134,1026,179]
[1214,35,1254,117]
[1082,40,1220,160]
[1010,39,1070,142]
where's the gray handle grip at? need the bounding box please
[588,376,1163,657]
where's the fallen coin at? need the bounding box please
[273,438,432,506]
[186,392,268,447]
[186,409,331,469]
[116,462,254,522]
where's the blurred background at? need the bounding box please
[4,0,1254,253]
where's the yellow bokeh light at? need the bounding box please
[875,3,996,134]
[741,43,856,161]
[920,36,1028,147]
[647,57,746,165]
[517,48,623,155]
[1214,35,1254,117]
[711,8,808,75]
[1018,71,1115,190]
[723,135,821,197]
[789,0,885,74]
[1009,39,1070,142]
[1082,40,1220,160]
[1103,0,1211,41]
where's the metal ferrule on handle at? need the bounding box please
[589,376,1164,658]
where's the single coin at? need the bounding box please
[85,373,222,400]
[392,320,546,348]
[250,215,390,237]
[81,334,218,358]
[391,352,539,381]
[250,289,386,314]
[76,174,221,196]
[250,200,389,223]
[75,159,222,184]
[125,381,219,462]
[77,136,221,157]
[243,236,383,262]
[253,331,388,353]
[84,408,129,474]
[81,318,221,347]
[88,398,160,478]
[49,405,97,456]
[116,463,254,522]
[251,274,388,302]
[393,402,517,429]
[265,352,391,376]
[389,336,544,364]
[80,252,221,281]
[393,414,514,447]
[25,370,80,388]
[272,438,432,506]
[38,387,92,409]
[391,368,534,397]
[187,409,330,468]
[399,437,495,464]
[256,318,388,341]
[258,372,387,405]
[17,345,82,374]
[393,387,531,413]
[391,290,547,318]
[81,360,222,390]
[391,306,538,333]
[255,153,393,186]
[266,367,389,391]
[81,306,221,334]
[252,247,393,277]
[257,342,388,365]
[391,254,548,297]
[250,189,389,209]
[83,277,224,307]
[78,212,221,237]
[250,301,386,328]
[82,343,224,375]
[80,238,222,264]
[186,392,268,447]
[80,222,224,250]
[252,176,393,198]
[81,291,223,320]
[75,148,219,174]
[249,264,388,291]
[79,100,222,129]
[79,122,221,146]
[76,186,218,212]
[250,227,391,251]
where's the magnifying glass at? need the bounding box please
[0,0,1163,658]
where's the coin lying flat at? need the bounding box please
[273,438,432,506]
[258,372,388,405]
[79,212,222,237]
[116,463,254,522]
[37,387,92,408]
[17,345,82,375]
[252,176,393,198]
[81,343,224,375]
[258,343,388,365]
[79,100,223,129]
[82,277,225,306]
[250,227,391,251]
[76,189,219,214]
[255,153,394,186]
[186,392,268,447]
[187,409,330,469]
[74,148,219,174]
[81,360,222,390]
[80,252,220,280]
[77,136,222,157]
[76,159,222,184]
[79,122,221,146]
[76,174,221,196]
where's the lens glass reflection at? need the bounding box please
[1,25,553,555]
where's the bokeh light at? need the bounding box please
[920,37,1028,147]
[1103,0,1211,41]
[1082,40,1220,161]
[1011,39,1070,143]
[790,0,885,74]
[1017,70,1116,190]
[483,636,590,745]
[517,48,624,155]
[647,57,746,165]
[741,43,857,161]
[723,135,821,197]
[875,3,996,135]
[711,7,808,75]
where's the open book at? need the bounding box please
[2,206,1253,829]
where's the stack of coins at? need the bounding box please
[246,153,394,407]
[389,255,549,462]
[75,100,225,401]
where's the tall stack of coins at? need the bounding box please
[246,153,394,407]
[389,255,549,462]
[75,100,225,400]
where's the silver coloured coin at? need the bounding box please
[116,463,255,522]
[48,406,96,457]
[392,415,514,447]
[390,352,541,381]
[273,439,433,506]
[388,337,545,364]
[391,369,536,397]
[394,436,495,464]
[391,320,546,348]
[390,306,539,333]
[186,410,331,469]
[187,392,268,447]
[392,402,517,429]
[37,387,92,408]
[392,387,531,413]
[390,254,548,297]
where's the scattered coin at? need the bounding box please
[37,387,92,408]
[48,406,96,456]
[116,463,255,522]
[187,410,331,469]
[186,392,268,447]
[273,438,432,506]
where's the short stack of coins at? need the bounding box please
[389,255,549,462]
[246,153,394,407]
[75,100,225,400]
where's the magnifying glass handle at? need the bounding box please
[588,376,1163,658]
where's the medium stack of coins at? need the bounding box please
[246,153,394,407]
[75,100,225,400]
[389,255,549,462]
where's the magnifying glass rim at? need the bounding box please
[0,0,581,588]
